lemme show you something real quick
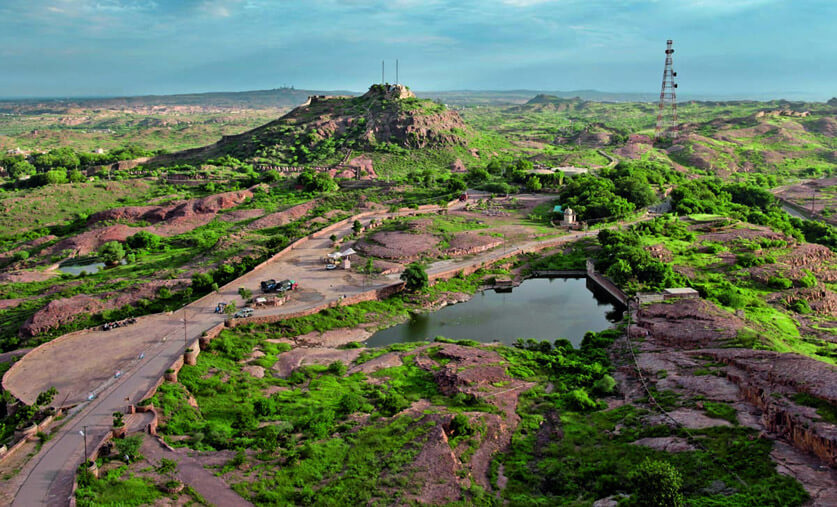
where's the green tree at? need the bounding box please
[44,169,68,185]
[467,166,489,184]
[114,435,143,460]
[68,169,86,183]
[525,175,542,192]
[486,159,504,175]
[98,241,125,265]
[126,230,162,250]
[297,169,337,192]
[400,262,428,292]
[352,220,363,234]
[8,159,36,179]
[35,386,58,407]
[447,176,467,193]
[628,458,684,507]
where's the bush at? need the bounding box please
[114,435,143,461]
[628,458,684,506]
[593,374,617,394]
[767,276,792,290]
[449,414,473,437]
[563,388,598,411]
[12,250,29,262]
[798,270,817,288]
[789,299,812,314]
[327,361,347,376]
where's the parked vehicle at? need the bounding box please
[260,279,277,292]
[262,279,298,293]
[325,263,338,270]
[277,279,298,292]
[233,307,254,318]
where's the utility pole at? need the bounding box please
[396,59,399,85]
[654,40,678,140]
[381,60,385,84]
[81,425,88,462]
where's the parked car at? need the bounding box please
[277,279,298,292]
[325,263,338,270]
[233,307,254,318]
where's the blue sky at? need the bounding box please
[0,0,834,99]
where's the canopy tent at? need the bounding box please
[327,248,357,260]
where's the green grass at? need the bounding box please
[792,393,837,424]
[498,404,808,505]
[704,401,739,425]
[75,473,162,507]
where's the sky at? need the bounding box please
[0,0,834,99]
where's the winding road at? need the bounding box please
[4,197,625,506]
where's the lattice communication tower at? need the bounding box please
[655,39,678,139]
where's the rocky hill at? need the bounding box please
[179,84,469,165]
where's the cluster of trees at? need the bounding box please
[1,145,158,185]
[559,160,681,221]
[671,177,836,250]
[596,220,688,292]
[97,230,165,267]
[296,169,338,193]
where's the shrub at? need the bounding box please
[114,435,143,461]
[327,361,347,376]
[798,270,817,288]
[628,458,684,506]
[337,393,363,415]
[768,276,792,290]
[449,414,473,437]
[563,388,598,411]
[789,299,812,314]
[12,250,29,261]
[593,374,617,394]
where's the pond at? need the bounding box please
[365,277,624,348]
[57,260,106,275]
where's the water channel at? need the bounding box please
[365,276,624,348]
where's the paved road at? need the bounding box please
[6,206,455,505]
[7,200,632,506]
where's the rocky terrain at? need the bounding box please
[623,297,837,504]
[159,84,470,167]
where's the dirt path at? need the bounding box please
[140,437,252,507]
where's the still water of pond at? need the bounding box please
[57,260,106,275]
[366,277,624,348]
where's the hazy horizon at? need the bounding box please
[1,0,835,100]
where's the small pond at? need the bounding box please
[58,260,106,275]
[366,277,624,348]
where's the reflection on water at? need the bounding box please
[58,260,106,275]
[366,277,624,348]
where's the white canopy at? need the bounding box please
[327,248,357,260]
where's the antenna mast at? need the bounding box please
[381,60,385,84]
[654,39,678,140]
[396,59,399,84]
